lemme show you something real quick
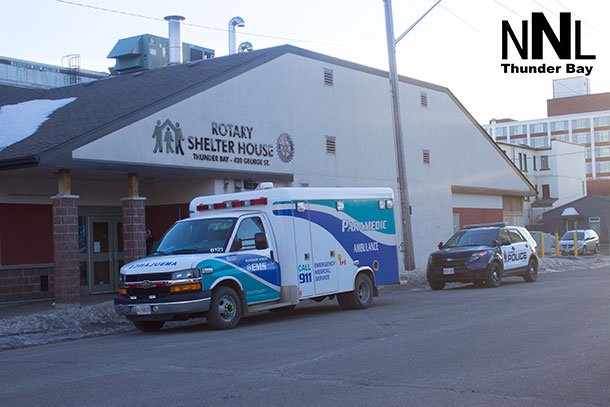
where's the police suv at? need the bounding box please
[426,224,538,290]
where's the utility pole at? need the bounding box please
[383,0,442,270]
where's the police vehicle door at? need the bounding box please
[507,228,529,269]
[499,228,518,271]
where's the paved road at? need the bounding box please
[1,268,609,407]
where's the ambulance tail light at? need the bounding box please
[250,197,268,206]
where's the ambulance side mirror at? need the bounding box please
[254,232,269,250]
[437,241,443,249]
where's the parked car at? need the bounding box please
[426,224,538,290]
[558,229,599,255]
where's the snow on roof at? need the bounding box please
[561,207,580,217]
[0,97,76,151]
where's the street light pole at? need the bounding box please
[383,0,442,271]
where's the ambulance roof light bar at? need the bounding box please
[196,197,268,212]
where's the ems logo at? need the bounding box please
[152,119,186,156]
[276,133,295,163]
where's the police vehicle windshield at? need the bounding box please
[561,231,584,240]
[152,218,237,255]
[443,228,499,248]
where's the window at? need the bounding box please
[518,153,523,170]
[594,116,610,128]
[423,149,430,164]
[533,155,537,171]
[420,92,428,108]
[523,153,528,171]
[595,131,610,143]
[550,120,568,131]
[530,137,548,148]
[586,148,592,159]
[573,132,590,144]
[326,136,336,154]
[555,134,570,142]
[496,127,507,138]
[323,68,334,87]
[530,123,547,133]
[596,162,610,174]
[232,217,265,251]
[540,155,550,170]
[587,163,593,174]
[542,184,550,199]
[596,147,610,158]
[508,229,525,243]
[572,118,590,130]
[510,125,527,136]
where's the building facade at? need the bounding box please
[497,140,586,227]
[0,46,534,303]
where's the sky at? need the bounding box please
[2,0,610,125]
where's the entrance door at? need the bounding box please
[89,217,123,294]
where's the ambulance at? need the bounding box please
[114,185,400,331]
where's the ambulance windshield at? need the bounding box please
[152,218,237,255]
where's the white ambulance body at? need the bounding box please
[115,186,399,331]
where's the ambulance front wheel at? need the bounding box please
[207,286,242,330]
[337,273,373,310]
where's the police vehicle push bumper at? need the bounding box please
[427,249,498,284]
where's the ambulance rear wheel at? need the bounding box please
[133,320,165,332]
[338,273,373,310]
[207,286,242,330]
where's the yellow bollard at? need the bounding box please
[555,233,559,257]
[539,232,545,258]
[574,231,578,256]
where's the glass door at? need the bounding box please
[88,217,123,294]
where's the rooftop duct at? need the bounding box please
[165,15,185,65]
[228,16,245,55]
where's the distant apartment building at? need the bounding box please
[483,77,610,194]
[497,140,586,228]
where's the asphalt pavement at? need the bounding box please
[1,265,609,407]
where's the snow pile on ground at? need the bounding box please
[0,301,131,351]
[0,97,76,151]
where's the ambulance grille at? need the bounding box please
[126,272,172,282]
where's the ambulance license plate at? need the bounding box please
[443,268,455,275]
[134,305,151,315]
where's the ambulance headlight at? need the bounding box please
[171,269,201,280]
[119,273,126,285]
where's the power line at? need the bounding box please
[55,0,380,50]
[439,4,487,37]
[493,0,525,19]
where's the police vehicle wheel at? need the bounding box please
[581,246,586,255]
[523,259,538,282]
[486,262,502,288]
[133,321,165,332]
[429,280,445,291]
[208,286,242,330]
[594,244,599,254]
